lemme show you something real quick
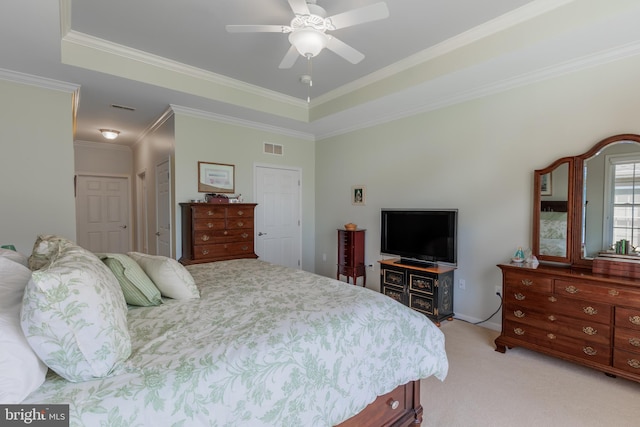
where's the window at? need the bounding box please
[605,155,640,251]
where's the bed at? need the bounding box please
[539,201,568,257]
[3,237,448,426]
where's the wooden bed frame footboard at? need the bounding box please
[336,380,422,427]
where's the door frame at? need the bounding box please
[75,172,134,251]
[155,157,172,258]
[136,170,148,253]
[253,162,303,268]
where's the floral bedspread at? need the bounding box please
[24,259,448,426]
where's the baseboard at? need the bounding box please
[452,313,501,331]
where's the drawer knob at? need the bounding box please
[514,293,526,301]
[608,289,620,297]
[548,296,557,303]
[242,245,248,251]
[521,279,533,286]
[223,230,228,235]
[513,310,525,318]
[582,346,597,356]
[207,210,214,216]
[628,359,640,369]
[238,210,244,216]
[514,328,525,336]
[202,249,209,255]
[582,326,597,336]
[237,221,244,227]
[564,285,579,294]
[548,315,557,322]
[547,333,556,340]
[388,399,400,410]
[241,233,249,239]
[629,338,640,347]
[201,235,210,241]
[207,222,213,228]
[583,306,598,316]
[630,315,640,326]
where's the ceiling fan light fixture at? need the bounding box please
[100,129,120,140]
[289,28,328,58]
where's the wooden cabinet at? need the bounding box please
[496,263,640,382]
[337,229,366,286]
[179,203,257,265]
[379,259,455,326]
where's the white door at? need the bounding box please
[156,158,172,257]
[255,165,301,269]
[76,175,130,253]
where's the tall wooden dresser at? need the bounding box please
[179,203,257,265]
[337,228,366,286]
[496,262,640,382]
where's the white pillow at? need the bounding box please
[0,248,29,267]
[21,242,131,382]
[127,252,199,300]
[0,257,47,403]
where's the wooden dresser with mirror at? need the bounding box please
[496,134,640,383]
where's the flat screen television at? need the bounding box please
[380,209,458,266]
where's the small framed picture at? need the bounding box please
[352,185,366,205]
[540,173,552,196]
[198,161,235,193]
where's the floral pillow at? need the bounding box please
[127,252,199,299]
[21,241,131,382]
[0,257,47,403]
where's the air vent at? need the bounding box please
[264,142,283,156]
[111,104,136,111]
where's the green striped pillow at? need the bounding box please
[99,253,162,306]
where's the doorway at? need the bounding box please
[254,164,301,269]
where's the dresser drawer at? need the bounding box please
[382,269,405,287]
[615,306,640,331]
[194,218,225,231]
[504,303,610,345]
[503,271,553,293]
[336,383,408,427]
[503,291,611,325]
[409,273,434,295]
[192,242,255,260]
[194,229,252,245]
[613,349,640,375]
[382,284,404,304]
[226,205,254,219]
[555,279,640,305]
[504,320,611,365]
[193,206,226,218]
[409,293,434,316]
[614,327,640,353]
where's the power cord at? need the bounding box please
[455,291,503,326]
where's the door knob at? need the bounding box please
[258,232,267,236]
[120,225,127,229]
[155,232,161,236]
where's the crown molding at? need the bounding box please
[170,104,315,141]
[62,30,307,110]
[0,68,79,93]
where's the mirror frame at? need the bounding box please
[533,157,574,265]
[571,133,640,269]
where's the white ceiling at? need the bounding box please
[2,0,640,145]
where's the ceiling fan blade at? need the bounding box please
[279,45,300,69]
[226,25,288,33]
[326,36,365,64]
[288,0,310,16]
[327,2,389,30]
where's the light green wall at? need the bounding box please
[315,54,640,329]
[0,80,76,253]
[172,113,316,270]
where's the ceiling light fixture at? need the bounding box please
[100,129,120,140]
[288,28,328,58]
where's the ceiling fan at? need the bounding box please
[226,0,389,69]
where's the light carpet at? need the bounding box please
[421,320,640,427]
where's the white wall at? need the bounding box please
[172,111,316,270]
[314,54,640,329]
[0,80,76,253]
[74,140,132,176]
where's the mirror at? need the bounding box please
[533,158,573,264]
[533,134,640,268]
[575,135,640,266]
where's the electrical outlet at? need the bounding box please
[458,279,466,290]
[366,263,374,271]
[495,285,502,295]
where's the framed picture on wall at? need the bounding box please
[198,161,235,193]
[352,185,366,205]
[540,173,552,196]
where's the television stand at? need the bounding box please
[379,259,455,327]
